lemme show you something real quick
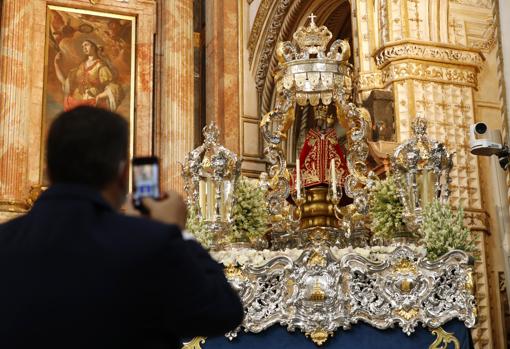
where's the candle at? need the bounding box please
[331,159,337,196]
[206,178,216,220]
[296,158,301,198]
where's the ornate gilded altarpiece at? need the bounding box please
[238,0,506,348]
[178,4,488,348]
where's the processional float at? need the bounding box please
[181,15,475,348]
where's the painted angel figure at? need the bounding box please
[54,39,124,111]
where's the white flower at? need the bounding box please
[352,247,370,258]
[252,254,265,266]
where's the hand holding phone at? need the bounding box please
[132,156,160,215]
[139,192,187,229]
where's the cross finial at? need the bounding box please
[309,13,317,25]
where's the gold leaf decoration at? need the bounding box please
[429,327,460,349]
[305,330,332,346]
[182,337,206,349]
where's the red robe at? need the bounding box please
[295,128,348,187]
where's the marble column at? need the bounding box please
[157,0,195,193]
[205,0,240,154]
[0,0,33,215]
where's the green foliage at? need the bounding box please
[369,176,406,239]
[228,176,269,243]
[422,200,474,260]
[186,176,269,247]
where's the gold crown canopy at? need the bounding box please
[273,13,353,108]
[293,13,332,56]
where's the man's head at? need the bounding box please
[47,106,129,208]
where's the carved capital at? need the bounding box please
[374,41,485,70]
[383,61,478,88]
[358,62,478,91]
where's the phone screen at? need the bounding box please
[132,157,160,208]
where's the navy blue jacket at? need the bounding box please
[0,184,243,348]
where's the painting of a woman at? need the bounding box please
[54,39,124,111]
[42,6,135,182]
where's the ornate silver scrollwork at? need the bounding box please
[225,247,475,345]
[342,247,475,335]
[391,116,453,232]
[181,123,241,239]
[261,15,375,232]
[260,108,291,233]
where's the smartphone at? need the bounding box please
[132,156,160,214]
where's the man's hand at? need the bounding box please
[123,195,141,217]
[142,190,187,230]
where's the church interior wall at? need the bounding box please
[1,0,510,347]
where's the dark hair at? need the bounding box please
[47,106,128,189]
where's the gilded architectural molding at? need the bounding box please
[449,0,496,52]
[383,62,477,88]
[450,0,492,9]
[258,0,308,116]
[255,0,293,92]
[353,0,376,72]
[470,24,497,53]
[356,72,384,92]
[357,62,477,92]
[247,0,272,65]
[375,41,484,70]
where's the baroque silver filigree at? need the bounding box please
[260,15,376,234]
[224,246,476,345]
[181,123,241,237]
[391,116,453,233]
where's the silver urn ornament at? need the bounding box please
[182,123,241,240]
[391,116,453,233]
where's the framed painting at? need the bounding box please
[42,5,136,181]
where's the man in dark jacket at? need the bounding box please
[0,106,243,348]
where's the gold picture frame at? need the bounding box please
[41,5,136,182]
